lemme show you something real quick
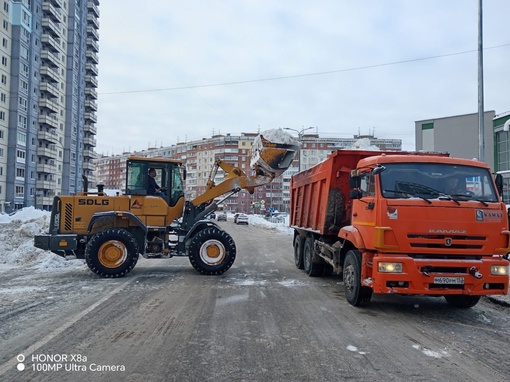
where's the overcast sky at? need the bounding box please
[95,0,510,155]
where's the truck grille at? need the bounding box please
[64,203,73,231]
[407,234,485,250]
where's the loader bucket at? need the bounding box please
[250,131,300,178]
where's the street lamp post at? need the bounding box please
[284,126,314,172]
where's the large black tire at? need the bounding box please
[444,295,481,308]
[303,236,323,277]
[188,227,236,275]
[293,234,305,269]
[343,250,372,307]
[85,228,139,278]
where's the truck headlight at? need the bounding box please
[378,262,403,273]
[491,265,509,276]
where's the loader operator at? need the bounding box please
[147,168,165,196]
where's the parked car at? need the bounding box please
[235,213,249,225]
[217,213,227,221]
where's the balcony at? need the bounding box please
[87,13,99,29]
[37,130,58,143]
[42,17,60,38]
[40,67,59,82]
[36,180,56,190]
[83,161,95,172]
[38,114,59,129]
[87,26,99,41]
[85,63,98,76]
[87,1,100,17]
[37,163,57,174]
[84,123,97,135]
[83,136,97,146]
[37,146,57,158]
[48,0,63,8]
[84,112,97,123]
[39,99,59,113]
[41,50,60,69]
[86,37,99,52]
[41,33,60,53]
[83,149,96,159]
[42,2,60,23]
[40,82,59,97]
[85,75,98,87]
[86,51,99,65]
[85,99,97,111]
[85,87,98,99]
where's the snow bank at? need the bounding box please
[0,207,85,271]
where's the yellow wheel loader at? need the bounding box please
[34,131,299,277]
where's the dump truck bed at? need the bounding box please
[290,150,385,236]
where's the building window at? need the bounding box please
[16,168,25,178]
[17,132,26,144]
[1,56,7,66]
[0,111,4,121]
[15,186,24,198]
[16,149,26,163]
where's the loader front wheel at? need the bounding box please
[85,228,139,278]
[343,250,372,307]
[293,234,304,269]
[188,227,236,275]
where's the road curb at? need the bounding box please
[486,296,510,307]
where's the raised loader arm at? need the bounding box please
[184,130,299,223]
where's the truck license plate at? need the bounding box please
[433,277,464,285]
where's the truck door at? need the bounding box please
[351,170,377,249]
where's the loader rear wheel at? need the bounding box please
[85,228,139,278]
[188,227,236,275]
[293,235,305,269]
[303,236,323,277]
[444,295,481,308]
[343,250,372,307]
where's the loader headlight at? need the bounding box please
[378,262,403,273]
[491,265,509,276]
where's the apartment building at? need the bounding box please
[0,0,99,213]
[95,132,401,214]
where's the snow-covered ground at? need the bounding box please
[0,207,292,273]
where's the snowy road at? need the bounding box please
[1,216,510,381]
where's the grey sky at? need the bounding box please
[95,0,510,155]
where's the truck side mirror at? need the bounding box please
[350,189,363,199]
[349,176,360,189]
[495,174,503,197]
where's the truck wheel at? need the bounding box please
[303,236,323,277]
[444,295,481,308]
[293,235,305,269]
[343,250,372,306]
[188,227,236,275]
[85,228,139,278]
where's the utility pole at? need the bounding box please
[478,0,485,161]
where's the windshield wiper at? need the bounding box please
[384,190,432,204]
[450,193,489,206]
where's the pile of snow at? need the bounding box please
[0,207,85,272]
[349,137,381,151]
[259,128,300,146]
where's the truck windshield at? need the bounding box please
[379,163,498,202]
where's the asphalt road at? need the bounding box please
[1,221,509,382]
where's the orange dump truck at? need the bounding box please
[290,150,510,307]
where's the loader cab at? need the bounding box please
[125,157,185,207]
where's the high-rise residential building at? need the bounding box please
[95,132,401,214]
[0,0,99,213]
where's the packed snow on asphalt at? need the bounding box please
[0,207,291,275]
